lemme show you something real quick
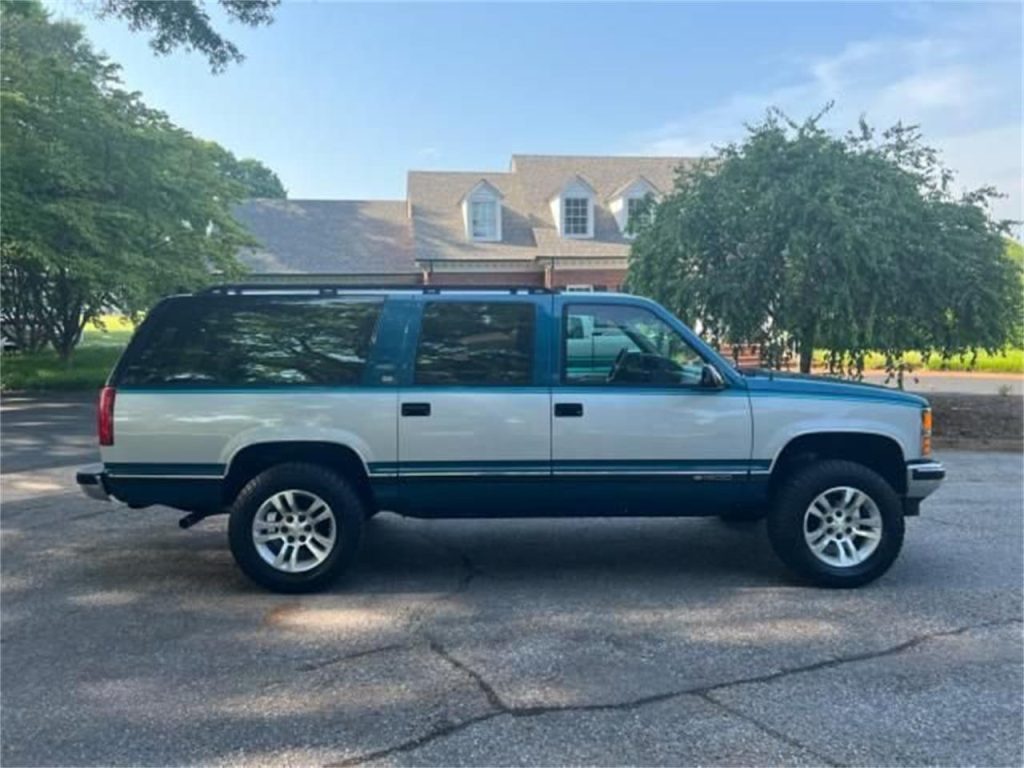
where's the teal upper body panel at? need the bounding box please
[741,370,928,407]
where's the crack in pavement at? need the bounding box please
[693,691,841,767]
[398,529,484,634]
[323,616,1023,767]
[298,643,407,672]
[408,527,484,593]
[325,712,503,768]
[427,637,508,713]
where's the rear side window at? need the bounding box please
[414,301,534,386]
[118,298,382,388]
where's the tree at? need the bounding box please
[214,151,287,198]
[95,0,279,72]
[0,2,267,359]
[628,108,1022,377]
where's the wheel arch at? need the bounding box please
[769,432,906,496]
[222,441,377,512]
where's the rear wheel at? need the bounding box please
[228,462,365,593]
[767,460,904,588]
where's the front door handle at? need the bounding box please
[554,402,583,418]
[401,402,431,417]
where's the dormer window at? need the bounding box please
[626,197,654,235]
[549,176,596,239]
[563,198,590,236]
[461,180,503,242]
[609,176,661,238]
[470,200,497,239]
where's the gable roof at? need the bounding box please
[408,154,691,261]
[547,173,597,202]
[407,171,538,262]
[460,179,504,202]
[606,174,662,202]
[232,155,696,275]
[232,199,416,275]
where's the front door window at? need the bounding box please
[563,304,707,386]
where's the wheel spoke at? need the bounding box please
[853,526,881,540]
[810,534,831,553]
[307,537,326,554]
[841,487,855,508]
[309,502,331,523]
[807,501,828,520]
[254,530,284,544]
[835,539,850,565]
[273,544,291,568]
[306,538,330,564]
[311,531,334,549]
[283,490,300,513]
[843,538,860,563]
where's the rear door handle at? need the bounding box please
[401,402,431,417]
[554,402,583,417]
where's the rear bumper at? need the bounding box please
[906,460,945,501]
[76,463,110,502]
[76,464,223,512]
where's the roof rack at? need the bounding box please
[199,284,556,296]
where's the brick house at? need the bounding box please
[233,154,691,290]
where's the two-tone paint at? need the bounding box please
[89,291,940,518]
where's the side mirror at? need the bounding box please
[700,363,725,389]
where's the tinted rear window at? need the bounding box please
[413,301,535,386]
[118,298,382,388]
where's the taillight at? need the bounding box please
[98,386,116,446]
[921,408,933,457]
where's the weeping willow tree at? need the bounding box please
[628,108,1022,381]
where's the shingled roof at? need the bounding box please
[233,199,416,275]
[408,154,691,262]
[233,155,693,276]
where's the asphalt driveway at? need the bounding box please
[1,395,1021,766]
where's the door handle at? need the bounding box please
[401,402,431,417]
[554,402,583,417]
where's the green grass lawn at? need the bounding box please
[763,349,1023,375]
[1,327,131,392]
[834,349,1024,374]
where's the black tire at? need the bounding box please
[767,459,904,588]
[228,462,365,593]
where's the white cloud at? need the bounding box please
[630,6,1022,228]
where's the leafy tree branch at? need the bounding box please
[628,107,1022,382]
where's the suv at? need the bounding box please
[77,285,944,592]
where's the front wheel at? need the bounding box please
[767,460,904,588]
[228,462,365,593]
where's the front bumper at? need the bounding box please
[906,460,945,501]
[76,463,110,502]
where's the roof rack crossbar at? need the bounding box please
[199,284,556,296]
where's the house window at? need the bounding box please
[563,197,589,236]
[626,197,653,236]
[470,200,498,240]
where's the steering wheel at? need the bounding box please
[607,347,629,383]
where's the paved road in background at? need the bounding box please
[860,372,1023,396]
[1,396,1022,766]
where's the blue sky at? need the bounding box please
[51,1,1022,224]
